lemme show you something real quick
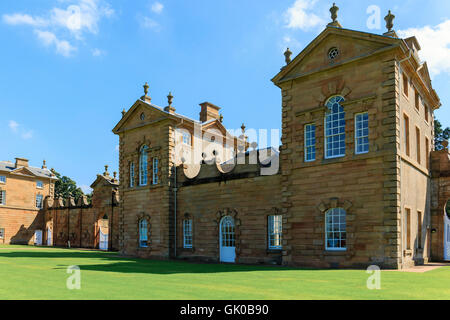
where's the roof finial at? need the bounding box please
[241,123,246,134]
[219,114,224,123]
[104,165,109,176]
[284,48,292,65]
[385,10,395,32]
[164,91,176,113]
[121,108,126,117]
[42,160,47,169]
[141,82,151,103]
[327,3,342,28]
[113,171,117,179]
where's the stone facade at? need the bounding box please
[111,17,449,270]
[43,171,120,250]
[0,158,55,245]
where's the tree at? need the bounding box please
[435,119,450,151]
[50,169,85,200]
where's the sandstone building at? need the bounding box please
[0,158,55,245]
[108,7,449,269]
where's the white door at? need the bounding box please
[99,229,108,251]
[445,213,450,261]
[47,228,52,246]
[220,216,236,263]
[34,230,42,246]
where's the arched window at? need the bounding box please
[325,96,346,159]
[325,208,346,251]
[139,145,149,186]
[139,219,148,248]
[183,219,193,248]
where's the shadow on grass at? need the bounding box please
[0,247,323,275]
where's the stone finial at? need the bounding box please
[164,92,176,113]
[121,108,126,117]
[241,123,246,134]
[284,48,292,65]
[219,114,224,123]
[104,165,109,176]
[327,3,342,28]
[141,82,151,102]
[113,171,117,179]
[42,160,47,169]
[385,10,395,32]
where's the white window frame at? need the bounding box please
[36,194,43,209]
[130,163,135,188]
[182,131,192,146]
[183,219,193,249]
[37,181,44,189]
[325,208,347,251]
[139,219,148,248]
[0,228,4,239]
[0,190,5,205]
[304,124,316,162]
[139,145,149,186]
[0,176,6,184]
[324,96,346,159]
[355,112,369,155]
[152,158,159,185]
[268,215,283,250]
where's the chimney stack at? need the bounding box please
[15,158,29,168]
[199,102,221,123]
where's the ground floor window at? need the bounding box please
[268,215,283,250]
[0,228,4,239]
[325,208,347,250]
[139,219,148,248]
[183,219,193,248]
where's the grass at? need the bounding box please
[0,245,449,300]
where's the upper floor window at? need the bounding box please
[425,137,430,170]
[37,181,43,189]
[304,124,316,162]
[425,105,429,123]
[139,145,149,186]
[416,127,421,164]
[325,208,346,251]
[182,131,191,146]
[183,219,193,249]
[36,194,43,209]
[0,176,5,184]
[325,96,346,159]
[0,190,5,205]
[139,219,148,248]
[403,73,409,97]
[130,163,135,188]
[415,89,420,112]
[152,158,159,185]
[355,112,369,154]
[328,47,339,61]
[403,114,410,156]
[268,215,283,250]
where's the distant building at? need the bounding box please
[0,158,56,245]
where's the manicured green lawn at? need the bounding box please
[0,245,449,300]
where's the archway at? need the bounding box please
[99,214,109,251]
[219,216,236,263]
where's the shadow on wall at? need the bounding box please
[9,212,44,245]
[0,249,319,275]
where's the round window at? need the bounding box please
[328,47,339,60]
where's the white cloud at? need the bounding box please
[2,13,48,27]
[140,16,161,31]
[92,48,105,56]
[285,0,325,31]
[8,120,33,140]
[2,0,113,57]
[35,30,76,57]
[151,2,164,14]
[80,185,93,194]
[21,131,33,140]
[282,35,301,52]
[8,120,19,132]
[398,20,450,78]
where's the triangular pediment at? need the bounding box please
[112,99,175,134]
[273,27,401,85]
[10,166,37,178]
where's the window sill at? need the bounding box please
[267,249,282,254]
[325,249,347,254]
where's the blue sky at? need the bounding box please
[1,0,449,193]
